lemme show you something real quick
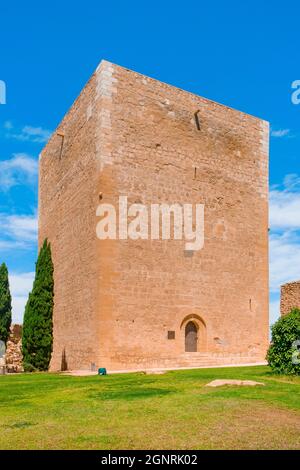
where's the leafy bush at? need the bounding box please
[267,308,300,375]
[22,240,54,371]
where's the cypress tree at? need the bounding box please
[0,263,12,344]
[22,239,54,371]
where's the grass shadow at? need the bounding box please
[89,387,174,401]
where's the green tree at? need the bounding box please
[267,308,300,375]
[22,239,54,371]
[0,263,12,344]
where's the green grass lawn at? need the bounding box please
[0,365,299,450]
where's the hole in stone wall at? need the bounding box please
[184,250,194,257]
[194,110,201,130]
[61,348,68,371]
[57,132,65,159]
[214,337,223,345]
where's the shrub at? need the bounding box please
[0,263,12,344]
[267,308,300,375]
[22,240,54,371]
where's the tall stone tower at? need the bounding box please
[39,60,269,371]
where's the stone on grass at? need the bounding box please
[205,379,265,387]
[144,370,166,375]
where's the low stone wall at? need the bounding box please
[280,281,300,316]
[5,324,23,373]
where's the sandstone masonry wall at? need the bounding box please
[39,72,100,370]
[5,324,23,372]
[280,281,300,316]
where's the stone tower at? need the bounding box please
[39,60,269,371]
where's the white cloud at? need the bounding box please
[269,174,300,317]
[9,272,35,296]
[6,123,52,143]
[271,128,290,138]
[282,173,300,190]
[2,214,38,241]
[270,231,300,292]
[4,120,13,130]
[11,297,27,324]
[270,189,300,230]
[269,173,300,230]
[0,216,37,322]
[0,240,26,250]
[0,153,38,191]
[269,299,280,327]
[9,272,35,323]
[0,213,38,251]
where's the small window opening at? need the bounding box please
[194,110,201,130]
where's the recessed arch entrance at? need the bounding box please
[181,314,207,353]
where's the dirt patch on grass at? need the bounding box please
[105,399,300,450]
[202,402,300,450]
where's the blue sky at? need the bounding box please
[0,0,299,324]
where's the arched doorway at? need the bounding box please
[185,321,198,352]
